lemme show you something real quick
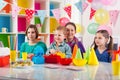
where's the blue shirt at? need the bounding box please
[96,48,112,63]
[46,41,72,58]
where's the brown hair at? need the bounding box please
[91,30,113,56]
[65,22,76,31]
[56,26,67,35]
[25,24,39,39]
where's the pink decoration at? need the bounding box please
[25,9,34,24]
[97,25,112,36]
[64,5,71,19]
[89,8,96,20]
[101,0,116,5]
[12,4,21,19]
[51,8,60,21]
[82,2,88,12]
[109,10,120,27]
[59,17,70,26]
[87,0,93,3]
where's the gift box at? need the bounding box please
[0,55,10,67]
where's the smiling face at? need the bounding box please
[54,30,65,44]
[65,24,76,41]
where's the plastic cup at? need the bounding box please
[10,50,16,62]
[22,52,27,60]
[112,61,120,76]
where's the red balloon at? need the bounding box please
[59,17,70,26]
[87,0,93,3]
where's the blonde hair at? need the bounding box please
[56,26,67,35]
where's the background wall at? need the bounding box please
[61,0,120,50]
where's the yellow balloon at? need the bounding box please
[95,9,109,25]
[76,24,82,33]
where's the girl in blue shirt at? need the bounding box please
[91,30,113,62]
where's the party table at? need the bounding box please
[0,62,119,80]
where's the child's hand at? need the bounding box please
[28,54,34,60]
[50,49,56,54]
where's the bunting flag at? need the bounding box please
[0,0,7,11]
[25,9,35,24]
[12,4,21,19]
[82,2,88,12]
[89,8,96,20]
[51,8,60,21]
[109,10,120,27]
[64,5,71,19]
[37,10,46,25]
[75,1,82,13]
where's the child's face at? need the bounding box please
[27,28,36,41]
[54,30,65,43]
[94,33,108,47]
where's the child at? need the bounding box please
[20,24,47,63]
[91,30,113,62]
[46,26,72,58]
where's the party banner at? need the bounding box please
[25,9,35,24]
[0,0,7,11]
[12,4,21,19]
[37,10,46,25]
[109,10,120,27]
[75,1,82,14]
[89,8,96,20]
[64,5,71,19]
[51,8,60,21]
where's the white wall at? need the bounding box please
[61,0,120,49]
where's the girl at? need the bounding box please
[20,24,47,59]
[91,30,113,62]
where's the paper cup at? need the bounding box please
[22,52,27,60]
[112,61,120,76]
[10,50,16,62]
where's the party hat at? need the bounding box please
[75,48,82,59]
[84,47,91,61]
[72,44,78,59]
[88,48,99,65]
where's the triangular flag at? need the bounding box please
[64,5,71,19]
[109,10,120,27]
[75,48,82,59]
[88,48,99,65]
[89,8,96,20]
[72,44,78,59]
[0,0,7,11]
[75,1,82,14]
[82,2,88,12]
[12,4,21,19]
[51,8,60,21]
[37,10,46,25]
[25,9,34,24]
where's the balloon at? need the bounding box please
[91,1,102,10]
[95,9,110,25]
[59,17,70,26]
[76,24,82,33]
[87,0,93,3]
[97,25,112,36]
[87,23,99,34]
